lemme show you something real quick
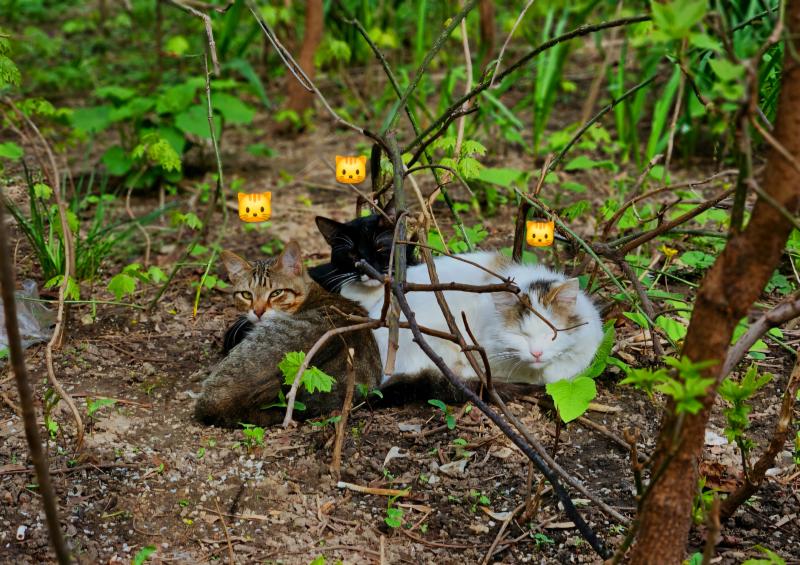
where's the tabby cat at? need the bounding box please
[222,200,416,353]
[196,242,382,427]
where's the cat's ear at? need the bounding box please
[549,278,579,309]
[492,289,519,311]
[315,216,345,244]
[276,241,304,276]
[221,250,251,282]
[379,196,396,227]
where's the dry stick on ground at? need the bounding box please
[722,291,800,376]
[8,101,84,449]
[719,355,800,522]
[330,349,356,479]
[0,202,71,565]
[480,502,525,565]
[214,498,236,565]
[629,4,800,558]
[282,321,379,427]
[613,255,664,357]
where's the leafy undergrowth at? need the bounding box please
[1,123,799,563]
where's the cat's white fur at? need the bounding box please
[346,252,604,386]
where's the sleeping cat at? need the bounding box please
[368,252,604,386]
[196,241,382,427]
[222,200,416,353]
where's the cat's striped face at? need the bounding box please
[335,155,367,184]
[221,242,308,322]
[238,192,272,223]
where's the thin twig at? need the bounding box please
[214,498,236,565]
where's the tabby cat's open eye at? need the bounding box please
[237,291,253,301]
[270,289,284,298]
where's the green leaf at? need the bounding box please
[94,85,136,102]
[0,141,23,161]
[385,507,403,528]
[101,146,133,176]
[156,82,197,115]
[303,366,334,394]
[0,54,21,87]
[475,167,526,188]
[546,377,597,423]
[656,315,687,342]
[146,266,167,283]
[33,182,52,200]
[213,92,256,125]
[86,397,116,418]
[564,155,618,172]
[679,250,716,269]
[71,105,112,134]
[174,104,221,139]
[709,58,745,82]
[427,398,447,412]
[107,272,138,301]
[164,35,190,56]
[575,321,616,380]
[132,545,156,565]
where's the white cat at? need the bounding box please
[342,252,604,386]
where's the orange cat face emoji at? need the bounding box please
[335,155,367,184]
[238,192,272,223]
[526,220,555,247]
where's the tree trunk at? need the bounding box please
[478,0,495,70]
[628,4,800,563]
[286,0,323,116]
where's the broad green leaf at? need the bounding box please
[212,92,255,125]
[71,105,112,134]
[476,167,526,188]
[546,377,596,423]
[656,315,687,342]
[575,321,616,380]
[174,104,221,139]
[94,85,136,101]
[156,82,197,115]
[132,545,156,565]
[164,35,190,56]
[101,146,133,176]
[0,141,23,160]
[564,155,618,172]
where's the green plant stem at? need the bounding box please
[404,14,652,153]
[548,75,658,173]
[193,248,217,318]
[379,0,479,135]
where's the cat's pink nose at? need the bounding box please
[531,349,543,360]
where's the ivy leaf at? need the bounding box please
[546,377,597,423]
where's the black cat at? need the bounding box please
[222,201,416,354]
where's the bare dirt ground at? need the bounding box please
[1,118,799,564]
